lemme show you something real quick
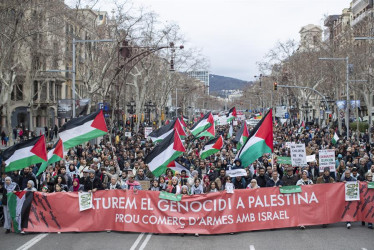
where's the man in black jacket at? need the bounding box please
[84,170,103,192]
[282,166,299,186]
[255,167,269,188]
[19,167,37,190]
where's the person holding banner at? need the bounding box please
[2,177,19,234]
[84,170,103,192]
[316,168,334,184]
[255,167,269,188]
[266,171,283,187]
[282,166,299,186]
[247,179,260,189]
[296,170,314,186]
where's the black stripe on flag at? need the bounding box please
[234,122,245,143]
[2,136,42,162]
[21,191,34,229]
[145,130,175,164]
[59,110,100,133]
[191,112,211,130]
[148,119,176,138]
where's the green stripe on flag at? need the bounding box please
[200,148,219,159]
[152,151,183,177]
[63,129,106,149]
[6,155,45,172]
[7,192,21,233]
[239,140,272,167]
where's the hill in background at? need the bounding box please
[209,74,252,96]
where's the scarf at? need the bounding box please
[73,178,80,191]
[4,177,17,193]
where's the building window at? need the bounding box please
[49,81,54,101]
[55,83,62,100]
[11,83,23,101]
[33,81,38,101]
[99,15,104,20]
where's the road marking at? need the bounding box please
[15,233,48,250]
[249,245,255,250]
[362,248,367,250]
[130,233,145,250]
[139,234,152,250]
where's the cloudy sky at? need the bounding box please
[104,0,350,81]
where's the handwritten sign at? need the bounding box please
[345,181,360,201]
[79,192,93,211]
[290,144,307,167]
[318,149,335,172]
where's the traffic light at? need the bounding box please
[328,114,332,123]
[273,82,277,90]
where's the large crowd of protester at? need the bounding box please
[1,119,374,234]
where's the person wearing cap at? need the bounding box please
[282,166,299,186]
[2,176,20,234]
[336,154,343,168]
[79,168,89,186]
[317,167,334,184]
[84,169,103,192]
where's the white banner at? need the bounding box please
[345,181,360,201]
[306,154,316,163]
[124,132,131,137]
[144,127,153,139]
[290,143,307,167]
[318,149,336,172]
[79,192,93,211]
[226,169,247,177]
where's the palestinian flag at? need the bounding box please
[236,109,273,167]
[236,122,249,150]
[149,120,175,143]
[149,119,185,143]
[298,120,305,133]
[59,110,108,149]
[200,136,223,159]
[226,107,237,123]
[7,191,34,233]
[36,139,64,176]
[175,118,187,139]
[3,135,47,172]
[198,119,215,139]
[179,116,187,128]
[167,160,191,177]
[190,112,214,137]
[145,130,186,177]
[227,123,233,139]
[332,132,339,144]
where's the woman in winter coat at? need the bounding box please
[2,177,20,233]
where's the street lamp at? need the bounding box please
[319,57,350,138]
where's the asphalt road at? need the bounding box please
[1,222,373,250]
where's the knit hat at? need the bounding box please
[27,180,35,188]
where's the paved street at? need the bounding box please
[1,222,372,250]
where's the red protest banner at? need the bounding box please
[25,183,374,234]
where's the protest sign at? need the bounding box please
[368,182,374,189]
[277,156,291,165]
[290,144,307,166]
[144,127,153,139]
[226,169,247,177]
[318,149,335,172]
[139,181,151,191]
[25,183,373,234]
[225,183,234,193]
[345,181,360,201]
[124,132,131,137]
[306,155,316,163]
[79,192,93,211]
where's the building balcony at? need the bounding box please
[351,9,371,26]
